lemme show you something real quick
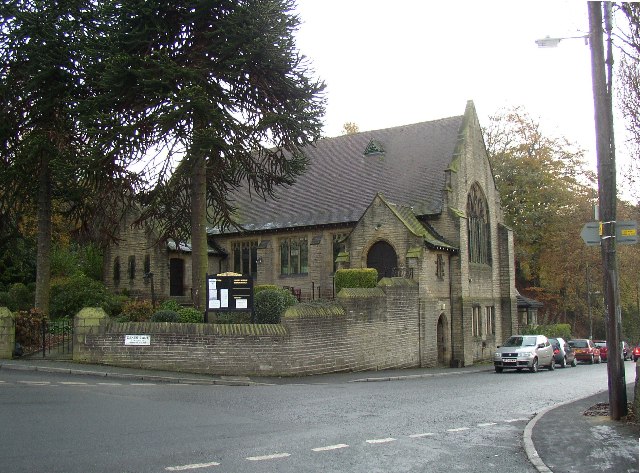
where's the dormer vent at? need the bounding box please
[363,139,385,156]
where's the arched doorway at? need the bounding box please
[437,313,447,365]
[366,241,398,280]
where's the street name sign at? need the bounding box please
[580,220,638,246]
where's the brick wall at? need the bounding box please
[73,278,421,376]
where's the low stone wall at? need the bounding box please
[74,278,421,376]
[0,307,14,359]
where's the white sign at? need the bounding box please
[124,334,151,346]
[235,298,248,309]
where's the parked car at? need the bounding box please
[549,337,577,368]
[593,340,607,361]
[494,335,555,373]
[568,339,601,364]
[633,345,640,362]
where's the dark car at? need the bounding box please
[593,340,607,361]
[568,339,601,364]
[549,337,577,368]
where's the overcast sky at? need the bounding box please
[293,1,634,199]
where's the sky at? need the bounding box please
[293,1,635,200]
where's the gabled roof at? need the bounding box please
[215,112,466,235]
[380,194,458,253]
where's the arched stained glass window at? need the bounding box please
[466,184,491,265]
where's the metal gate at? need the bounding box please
[17,318,73,359]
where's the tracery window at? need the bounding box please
[466,184,491,265]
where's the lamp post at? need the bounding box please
[537,2,625,419]
[588,1,626,420]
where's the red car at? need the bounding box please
[568,339,602,364]
[633,346,640,362]
[593,340,607,361]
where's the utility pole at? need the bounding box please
[588,1,626,419]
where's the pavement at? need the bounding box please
[1,358,638,473]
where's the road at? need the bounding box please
[0,361,635,473]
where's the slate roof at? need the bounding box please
[516,291,544,309]
[215,114,465,234]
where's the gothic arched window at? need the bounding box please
[467,184,491,265]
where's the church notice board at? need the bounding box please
[205,272,254,322]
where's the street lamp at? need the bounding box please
[535,34,589,48]
[536,2,626,420]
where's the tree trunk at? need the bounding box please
[34,158,52,316]
[190,152,208,311]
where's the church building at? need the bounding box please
[104,101,518,366]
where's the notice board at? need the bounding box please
[205,272,254,322]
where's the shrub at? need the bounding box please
[51,243,103,281]
[49,274,113,319]
[178,307,204,323]
[334,268,378,294]
[521,323,572,340]
[160,300,182,312]
[14,308,46,349]
[7,283,34,311]
[254,284,280,295]
[151,310,180,322]
[118,299,154,322]
[254,288,297,324]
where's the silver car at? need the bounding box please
[494,334,555,373]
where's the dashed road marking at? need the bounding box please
[366,437,396,444]
[409,432,435,438]
[60,382,88,385]
[312,444,349,452]
[447,427,470,432]
[504,418,529,423]
[165,461,221,471]
[246,453,291,461]
[98,382,122,386]
[18,381,51,385]
[477,422,498,427]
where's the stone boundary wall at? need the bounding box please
[0,307,14,359]
[73,278,421,376]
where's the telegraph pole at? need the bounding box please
[588,1,626,419]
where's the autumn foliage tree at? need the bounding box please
[483,107,599,329]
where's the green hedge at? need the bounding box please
[521,323,572,340]
[254,288,297,324]
[334,268,378,294]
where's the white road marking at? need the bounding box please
[246,453,291,461]
[409,433,435,438]
[98,383,122,386]
[60,382,88,385]
[312,444,349,452]
[504,418,529,423]
[366,438,397,444]
[131,383,156,386]
[18,381,51,385]
[447,427,470,432]
[165,461,220,471]
[477,422,498,427]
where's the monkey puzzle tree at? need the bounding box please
[100,0,326,309]
[0,1,145,314]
